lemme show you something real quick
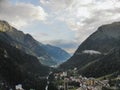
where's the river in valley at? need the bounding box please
[45,72,52,90]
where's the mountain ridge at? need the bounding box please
[0,20,70,66]
[59,22,120,77]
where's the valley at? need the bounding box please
[1,21,120,90]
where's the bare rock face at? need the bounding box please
[0,20,13,32]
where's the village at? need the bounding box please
[0,67,120,90]
[53,68,120,90]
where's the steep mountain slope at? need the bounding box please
[60,22,120,77]
[0,40,49,90]
[79,48,120,78]
[42,44,70,63]
[0,20,70,66]
[75,22,120,53]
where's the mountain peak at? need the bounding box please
[98,22,120,31]
[0,20,9,24]
[112,21,120,24]
[0,20,13,32]
[88,22,120,41]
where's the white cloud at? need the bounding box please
[1,0,120,54]
[82,50,101,55]
[40,0,73,13]
[0,0,47,29]
[40,0,120,42]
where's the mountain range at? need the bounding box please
[1,20,120,89]
[60,22,120,78]
[0,20,70,66]
[0,20,71,89]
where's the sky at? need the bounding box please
[0,0,120,54]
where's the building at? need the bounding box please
[15,84,24,90]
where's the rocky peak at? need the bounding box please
[0,20,13,32]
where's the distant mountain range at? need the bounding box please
[60,22,120,78]
[0,20,70,66]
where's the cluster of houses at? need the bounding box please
[15,84,35,90]
[0,82,35,90]
[54,68,120,90]
[0,68,120,90]
[76,77,109,90]
[13,72,120,90]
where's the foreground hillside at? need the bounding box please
[0,40,49,90]
[60,22,120,77]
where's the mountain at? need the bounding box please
[0,40,49,90]
[59,22,120,77]
[42,44,70,63]
[0,20,70,66]
[79,48,120,78]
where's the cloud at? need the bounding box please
[40,0,120,42]
[40,0,73,13]
[1,0,120,54]
[0,0,47,29]
[82,50,101,55]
